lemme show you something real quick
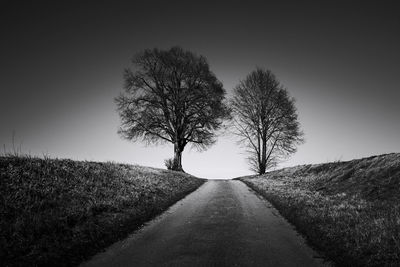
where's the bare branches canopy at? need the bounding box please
[231,68,304,174]
[115,46,230,171]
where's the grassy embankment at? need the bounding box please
[239,153,400,266]
[0,155,205,267]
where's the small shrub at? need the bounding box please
[164,158,174,170]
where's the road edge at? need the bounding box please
[238,179,334,266]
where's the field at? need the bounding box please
[239,153,400,266]
[0,155,205,267]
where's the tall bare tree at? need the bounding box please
[115,46,230,172]
[231,68,304,174]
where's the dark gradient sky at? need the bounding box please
[1,1,399,178]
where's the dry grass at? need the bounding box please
[239,153,400,266]
[0,155,205,267]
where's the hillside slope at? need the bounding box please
[239,153,400,266]
[0,156,205,267]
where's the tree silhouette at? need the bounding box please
[231,68,304,174]
[116,46,230,171]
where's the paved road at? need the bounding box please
[81,180,329,267]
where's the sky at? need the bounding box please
[1,1,399,178]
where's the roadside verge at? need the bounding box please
[238,153,400,266]
[0,156,205,267]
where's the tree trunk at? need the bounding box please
[173,142,184,172]
[259,134,267,175]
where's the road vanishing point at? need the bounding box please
[81,180,330,267]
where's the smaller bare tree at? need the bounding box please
[231,68,304,174]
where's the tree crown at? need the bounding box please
[116,46,230,152]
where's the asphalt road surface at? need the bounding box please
[81,180,329,267]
